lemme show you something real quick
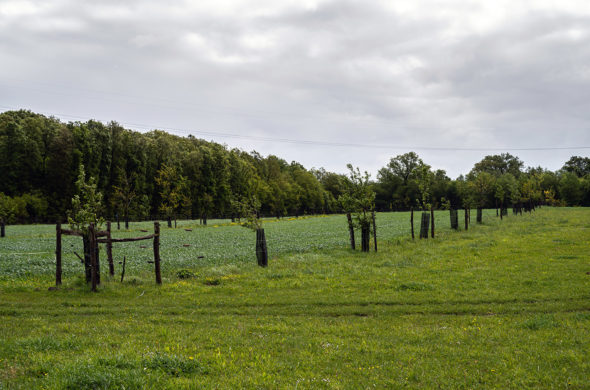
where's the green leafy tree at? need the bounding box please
[112,169,137,229]
[155,164,190,227]
[494,173,519,212]
[339,165,375,252]
[68,165,104,232]
[559,172,582,206]
[562,156,590,178]
[67,165,104,284]
[0,193,18,227]
[415,163,434,211]
[470,153,523,177]
[469,172,495,208]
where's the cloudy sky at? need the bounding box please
[1,0,589,178]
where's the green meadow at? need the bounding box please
[1,208,589,389]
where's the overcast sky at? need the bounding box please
[1,0,589,178]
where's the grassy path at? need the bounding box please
[1,208,589,388]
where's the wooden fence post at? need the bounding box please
[106,221,114,276]
[56,223,62,286]
[346,213,356,250]
[477,208,483,224]
[430,206,435,238]
[371,211,377,252]
[154,222,162,284]
[0,219,5,238]
[89,223,98,292]
[410,207,415,240]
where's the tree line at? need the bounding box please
[1,110,589,225]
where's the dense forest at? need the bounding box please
[1,110,589,224]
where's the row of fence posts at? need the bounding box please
[55,221,162,291]
[410,206,486,240]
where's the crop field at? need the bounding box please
[0,210,495,282]
[1,208,589,389]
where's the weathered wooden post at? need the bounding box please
[346,213,356,250]
[154,222,162,284]
[477,208,483,224]
[450,209,458,230]
[371,211,377,252]
[106,221,114,276]
[56,223,62,286]
[256,228,268,267]
[430,206,435,238]
[0,219,5,238]
[89,223,98,292]
[419,211,430,239]
[410,207,415,240]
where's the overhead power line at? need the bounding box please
[1,104,589,152]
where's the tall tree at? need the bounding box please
[562,156,590,178]
[471,153,523,177]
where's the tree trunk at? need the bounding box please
[419,212,430,239]
[0,219,4,238]
[89,224,99,291]
[116,213,120,230]
[346,213,355,250]
[477,208,483,224]
[361,225,370,252]
[83,231,100,285]
[83,233,92,283]
[450,209,458,230]
[256,228,268,267]
[125,214,129,230]
[167,216,172,228]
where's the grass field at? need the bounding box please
[0,208,589,388]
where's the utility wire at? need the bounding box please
[1,104,589,152]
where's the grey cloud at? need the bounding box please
[0,0,589,178]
